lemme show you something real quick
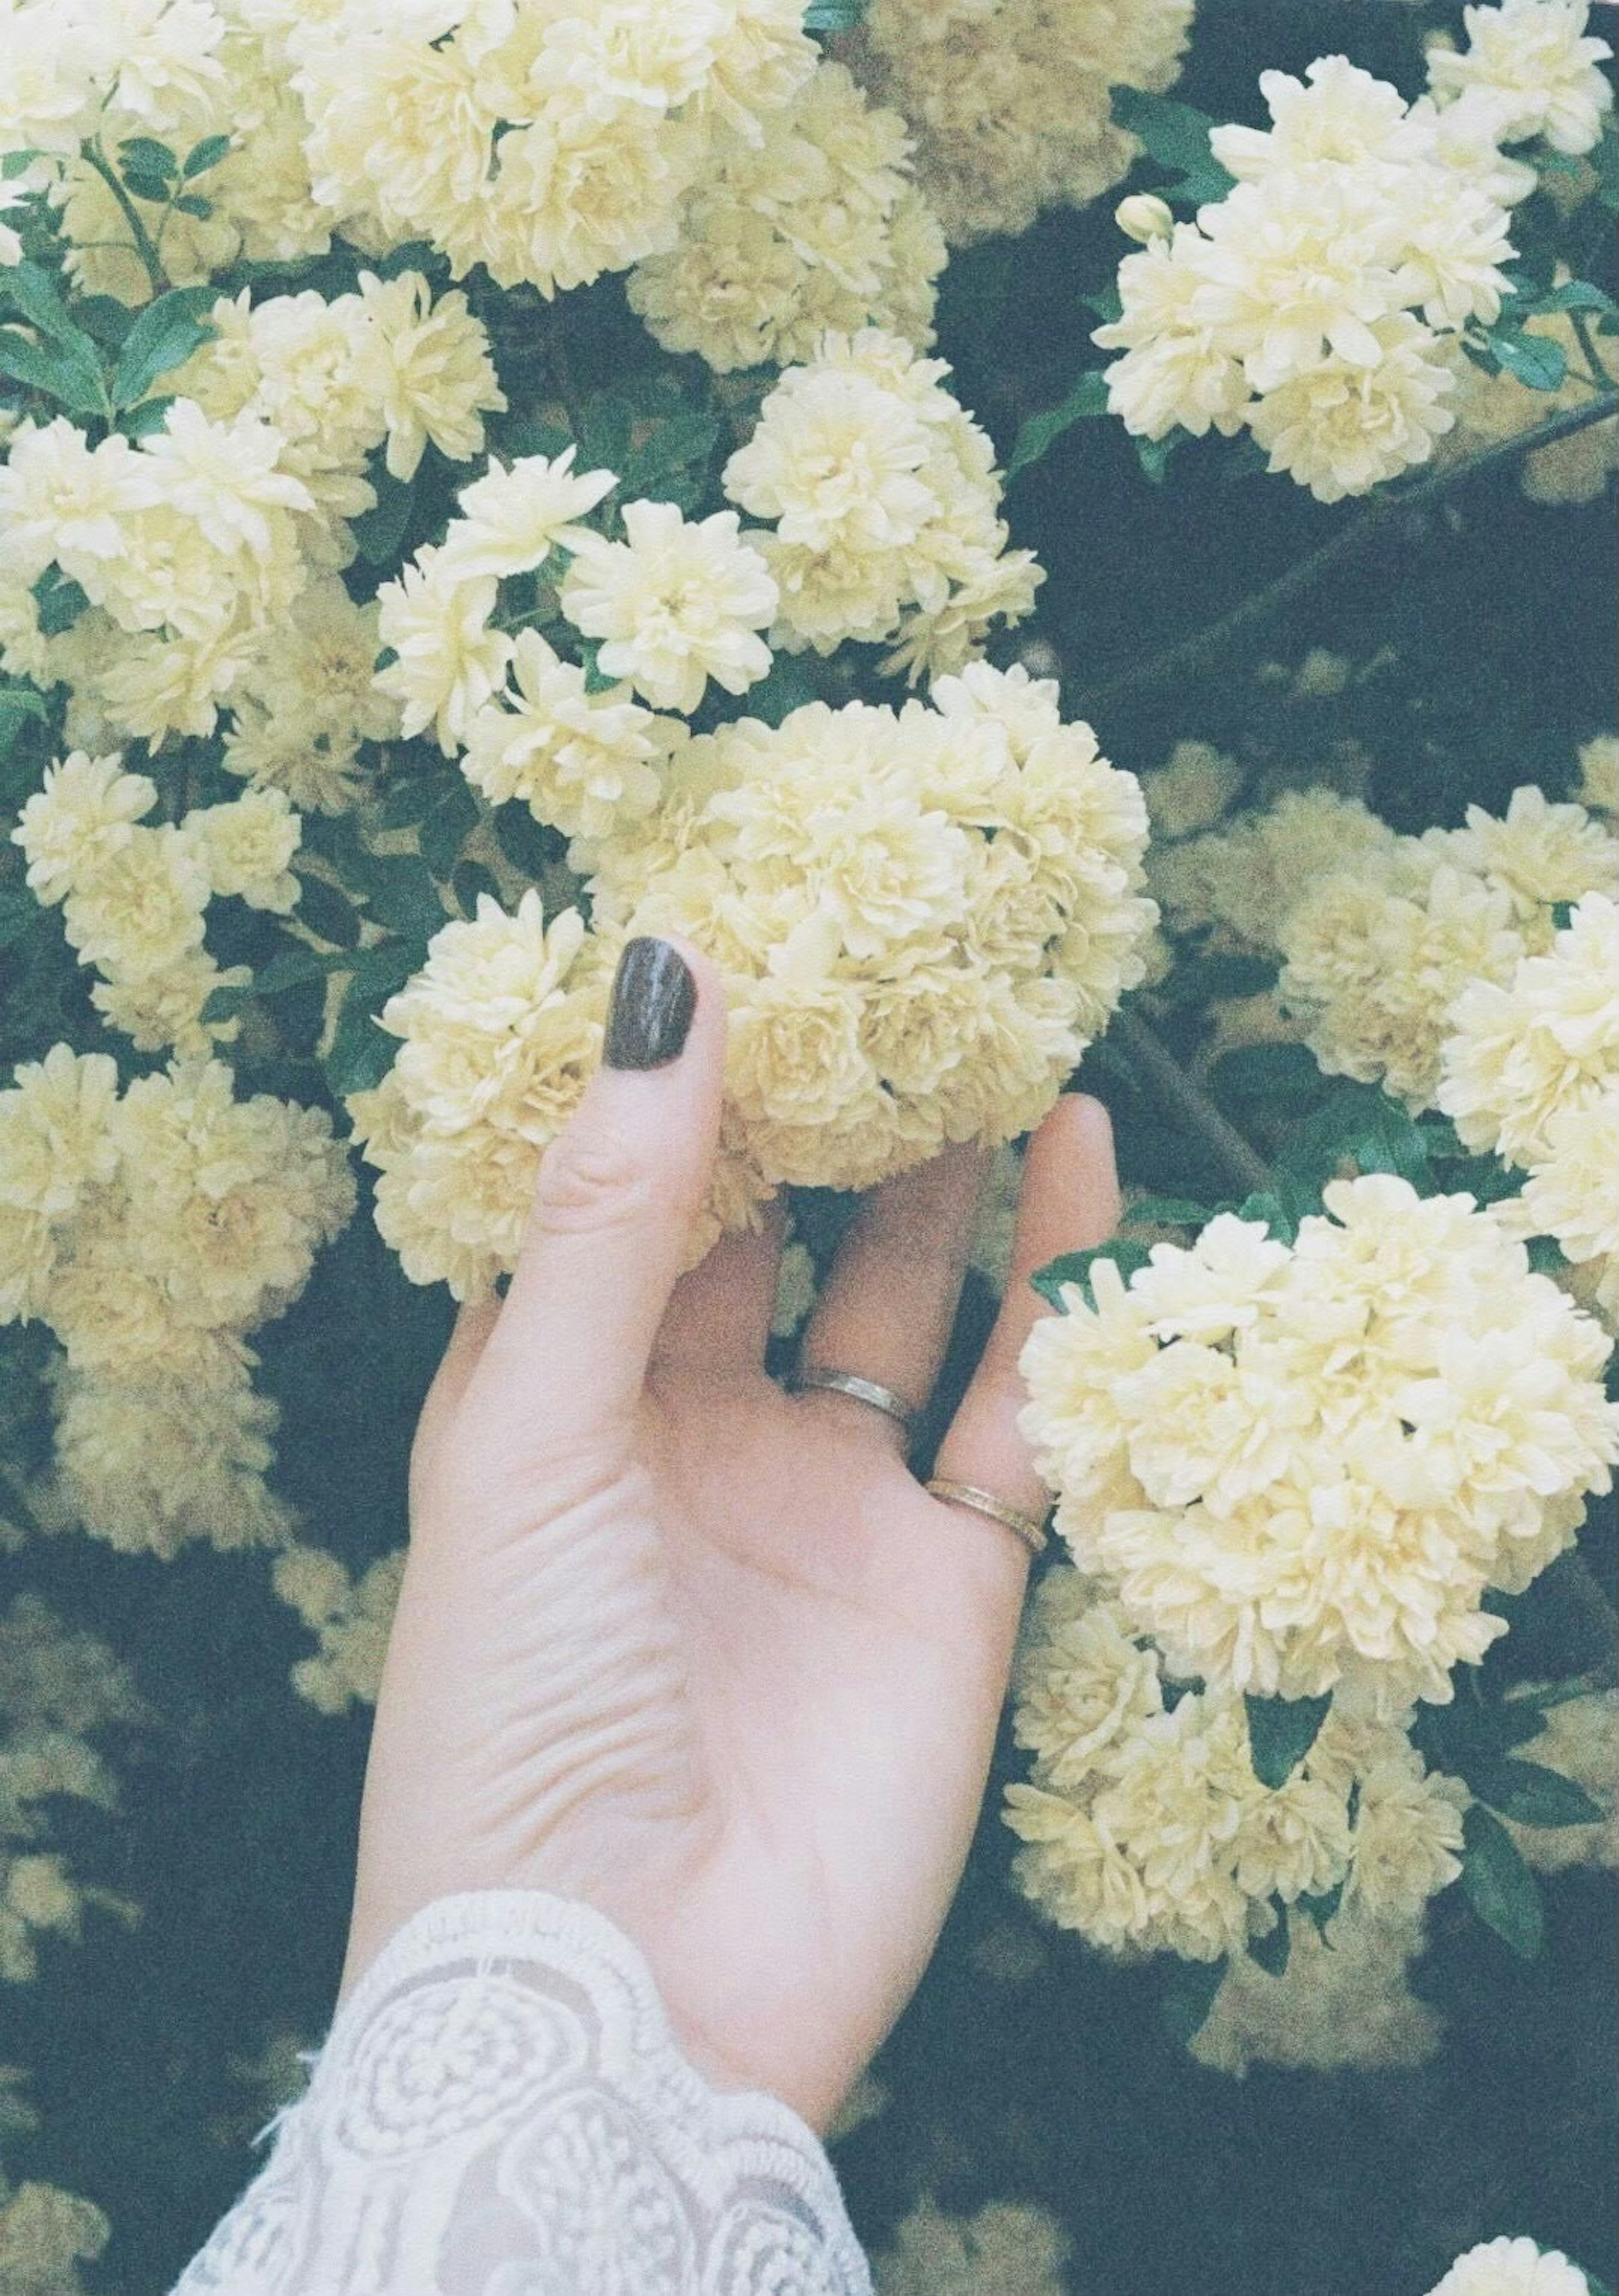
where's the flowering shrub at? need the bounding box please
[0,0,1614,2287]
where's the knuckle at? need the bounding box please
[530,1125,657,1239]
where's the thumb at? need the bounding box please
[479,933,726,1454]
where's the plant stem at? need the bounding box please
[1110,1007,1276,1196]
[82,143,166,299]
[1076,392,1619,722]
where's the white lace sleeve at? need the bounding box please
[172,1890,873,2296]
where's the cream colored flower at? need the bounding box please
[1192,1903,1442,2076]
[11,751,158,906]
[352,272,507,482]
[444,449,617,582]
[183,788,302,912]
[1428,0,1614,153]
[1438,893,1619,1160]
[559,501,776,713]
[1424,2237,1594,2296]
[0,1047,119,1222]
[375,544,511,754]
[61,824,212,983]
[462,630,684,844]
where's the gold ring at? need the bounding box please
[791,1365,920,1437]
[925,1478,1050,1558]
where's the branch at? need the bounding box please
[1109,1007,1276,1197]
[1076,392,1619,722]
[82,143,166,300]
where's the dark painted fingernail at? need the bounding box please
[604,937,696,1070]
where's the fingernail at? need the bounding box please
[604,937,696,1070]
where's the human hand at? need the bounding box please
[341,934,1120,2134]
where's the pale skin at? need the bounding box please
[341,935,1121,2136]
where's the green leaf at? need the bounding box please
[351,465,416,565]
[418,780,479,880]
[1208,1039,1323,1108]
[376,773,441,828]
[1247,1903,1290,1978]
[118,136,178,186]
[293,872,363,950]
[173,193,214,219]
[574,391,634,474]
[358,854,447,937]
[1471,1758,1605,1829]
[0,325,108,417]
[1524,277,1614,318]
[1158,951,1278,1007]
[1008,371,1111,480]
[618,410,721,498]
[804,0,867,27]
[1030,1238,1151,1312]
[1296,1880,1344,1940]
[1232,1176,1319,1244]
[1135,431,1178,486]
[1245,1692,1332,1790]
[1161,1954,1227,2046]
[1124,1195,1213,1227]
[732,652,819,728]
[452,858,501,913]
[118,393,176,438]
[1488,326,1568,392]
[1460,1803,1545,1959]
[3,259,84,344]
[31,566,89,637]
[1111,86,1236,207]
[324,941,425,1095]
[110,285,216,409]
[1591,122,1619,212]
[1278,1082,1433,1188]
[0,683,48,736]
[1,150,40,181]
[121,171,172,207]
[183,133,233,178]
[492,802,553,878]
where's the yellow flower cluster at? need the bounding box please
[1006,1569,1469,1962]
[594,665,1154,1192]
[1095,12,1614,501]
[627,62,945,373]
[849,0,1194,245]
[0,272,500,753]
[721,328,1043,681]
[1018,1180,1619,1709]
[1150,785,1399,955]
[377,450,776,763]
[284,0,815,298]
[13,749,301,1055]
[1439,894,1619,1322]
[0,1593,142,1992]
[348,893,611,1300]
[3,0,331,308]
[354,666,1155,1297]
[0,2174,110,2296]
[1280,788,1619,1106]
[271,1545,406,1715]
[1190,1901,1443,2077]
[874,2197,1073,2296]
[0,1047,353,1555]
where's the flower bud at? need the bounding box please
[1114,193,1174,245]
